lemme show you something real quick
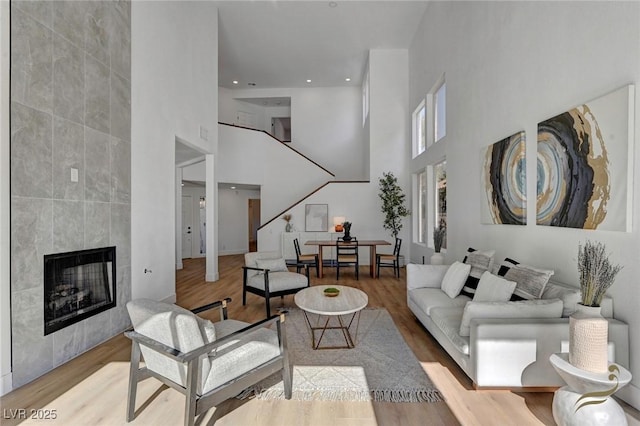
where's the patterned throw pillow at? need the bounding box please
[460,248,495,298]
[503,263,554,300]
[255,258,289,273]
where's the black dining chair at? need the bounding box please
[376,237,402,278]
[293,238,319,278]
[336,237,359,280]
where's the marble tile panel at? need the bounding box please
[109,1,131,80]
[110,72,130,142]
[84,128,110,202]
[11,197,53,293]
[11,101,53,198]
[13,0,53,29]
[11,7,53,114]
[111,265,132,332]
[53,0,87,49]
[85,55,110,133]
[53,320,86,367]
[111,137,130,204]
[53,117,84,200]
[85,202,111,248]
[53,200,84,253]
[85,1,110,66]
[110,203,131,266]
[83,309,114,349]
[11,287,54,387]
[53,34,84,124]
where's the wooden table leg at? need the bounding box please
[317,248,324,278]
[370,245,376,278]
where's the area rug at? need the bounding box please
[240,308,443,403]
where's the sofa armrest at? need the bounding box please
[406,263,449,291]
[469,318,629,387]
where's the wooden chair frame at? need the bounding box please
[376,237,402,278]
[294,238,319,278]
[336,237,359,280]
[242,264,310,317]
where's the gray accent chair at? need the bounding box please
[243,251,310,317]
[125,298,291,426]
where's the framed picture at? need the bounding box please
[305,204,328,232]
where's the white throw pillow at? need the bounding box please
[473,271,516,302]
[440,261,472,298]
[458,298,564,337]
[255,258,289,273]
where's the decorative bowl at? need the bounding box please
[324,287,340,297]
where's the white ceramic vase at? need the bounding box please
[569,304,608,373]
[430,252,444,265]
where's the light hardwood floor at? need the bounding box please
[2,255,638,425]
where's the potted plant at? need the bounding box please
[378,172,409,238]
[282,214,293,232]
[570,240,623,373]
[431,226,446,265]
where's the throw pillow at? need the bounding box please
[255,258,289,273]
[458,298,564,337]
[460,248,495,298]
[473,271,517,302]
[496,257,520,276]
[440,261,472,298]
[504,264,554,300]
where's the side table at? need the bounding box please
[550,352,632,426]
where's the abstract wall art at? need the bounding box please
[481,131,527,225]
[537,85,635,231]
[305,204,328,232]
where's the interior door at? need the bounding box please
[182,195,193,259]
[248,199,260,252]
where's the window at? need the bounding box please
[412,101,426,157]
[362,69,370,125]
[414,170,428,244]
[434,83,446,142]
[434,160,447,249]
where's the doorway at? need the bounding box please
[181,195,193,258]
[248,199,260,252]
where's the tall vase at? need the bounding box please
[430,252,444,265]
[569,304,608,373]
[285,222,293,232]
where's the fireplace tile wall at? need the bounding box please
[10,1,131,388]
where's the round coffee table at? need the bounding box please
[294,285,368,350]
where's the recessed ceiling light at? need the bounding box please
[306,79,312,83]
[329,2,338,7]
[230,186,236,189]
[232,80,238,85]
[345,78,351,82]
[181,183,184,186]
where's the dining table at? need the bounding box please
[304,239,391,279]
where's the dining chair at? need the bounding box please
[336,237,359,280]
[293,238,319,278]
[376,237,402,278]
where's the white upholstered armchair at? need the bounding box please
[125,298,291,426]
[243,251,310,317]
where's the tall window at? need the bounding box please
[434,160,447,249]
[362,69,370,125]
[434,82,446,142]
[412,101,426,157]
[415,170,428,244]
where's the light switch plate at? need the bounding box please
[70,167,79,182]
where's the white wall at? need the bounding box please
[218,125,333,223]
[218,187,260,255]
[220,86,364,180]
[0,0,11,395]
[132,1,218,301]
[409,1,640,408]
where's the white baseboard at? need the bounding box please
[0,372,12,396]
[617,382,640,411]
[161,293,177,304]
[206,272,219,282]
[219,249,246,256]
[176,261,183,270]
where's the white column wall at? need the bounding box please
[409,1,640,408]
[218,187,260,255]
[0,0,11,395]
[132,2,218,301]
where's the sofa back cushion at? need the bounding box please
[459,298,564,337]
[460,248,495,299]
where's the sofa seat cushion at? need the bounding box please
[430,307,469,355]
[247,271,307,292]
[409,288,471,315]
[205,319,280,395]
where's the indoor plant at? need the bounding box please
[431,226,446,265]
[577,240,622,308]
[378,171,409,238]
[342,221,352,241]
[282,214,293,232]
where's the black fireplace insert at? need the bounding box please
[44,246,116,335]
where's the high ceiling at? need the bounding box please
[215,1,429,89]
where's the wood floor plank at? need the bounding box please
[2,255,638,425]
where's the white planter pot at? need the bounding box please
[430,253,444,265]
[569,304,608,373]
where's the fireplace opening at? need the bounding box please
[44,246,116,335]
